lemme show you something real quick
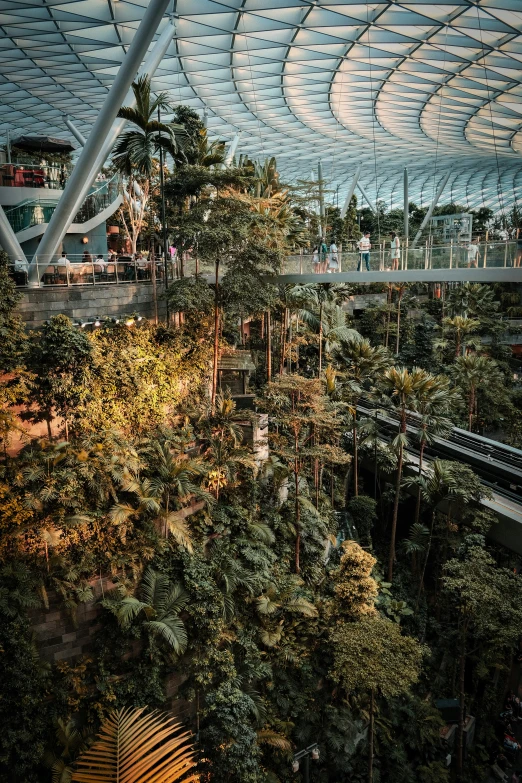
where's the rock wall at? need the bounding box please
[17,282,166,328]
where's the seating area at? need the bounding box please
[0,163,67,190]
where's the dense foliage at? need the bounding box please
[1,111,522,783]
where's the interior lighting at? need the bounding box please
[311,748,320,760]
[81,236,89,244]
[291,760,299,772]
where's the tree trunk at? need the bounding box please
[457,622,467,775]
[368,688,375,783]
[46,417,52,440]
[294,455,300,573]
[414,439,426,526]
[388,441,403,582]
[211,259,220,413]
[468,387,475,432]
[353,407,359,497]
[279,307,288,375]
[415,508,435,610]
[266,310,272,382]
[318,302,323,376]
[395,290,402,355]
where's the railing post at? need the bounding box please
[115,261,119,285]
[299,249,303,275]
[449,239,453,269]
[405,238,409,270]
[91,260,95,285]
[66,262,70,287]
[134,256,138,282]
[504,240,508,267]
[424,241,428,270]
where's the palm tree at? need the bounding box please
[437,316,480,358]
[72,707,197,783]
[336,338,390,496]
[451,353,500,432]
[112,75,186,254]
[381,366,431,581]
[102,567,189,657]
[411,372,456,524]
[403,459,459,607]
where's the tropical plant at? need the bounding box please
[336,337,390,496]
[102,568,189,657]
[71,706,198,783]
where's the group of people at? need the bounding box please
[310,232,402,273]
[312,240,339,273]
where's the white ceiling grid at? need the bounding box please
[1,0,522,212]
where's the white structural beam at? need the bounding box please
[403,168,409,240]
[0,204,27,262]
[340,166,361,219]
[67,116,142,198]
[224,132,241,166]
[411,171,451,248]
[30,4,174,282]
[64,115,86,146]
[357,181,377,214]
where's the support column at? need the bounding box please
[318,161,325,236]
[411,171,451,248]
[224,132,241,166]
[403,168,409,240]
[357,181,376,214]
[29,4,174,282]
[64,116,86,146]
[0,205,27,263]
[340,166,361,219]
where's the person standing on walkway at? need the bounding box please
[467,238,480,268]
[329,239,339,273]
[357,232,371,271]
[390,232,400,271]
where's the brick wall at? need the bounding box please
[17,282,166,328]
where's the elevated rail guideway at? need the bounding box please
[359,404,522,555]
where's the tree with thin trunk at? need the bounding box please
[443,546,522,777]
[259,375,349,572]
[451,353,502,432]
[381,366,433,581]
[335,338,390,497]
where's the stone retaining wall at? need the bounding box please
[17,282,166,328]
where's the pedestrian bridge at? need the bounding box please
[275,241,522,283]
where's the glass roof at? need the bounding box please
[2,0,522,212]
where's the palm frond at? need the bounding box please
[145,618,188,655]
[72,707,198,783]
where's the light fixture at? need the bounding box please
[94,318,101,327]
[137,316,143,322]
[125,318,134,327]
[81,236,88,244]
[80,321,87,328]
[291,760,299,773]
[311,747,320,761]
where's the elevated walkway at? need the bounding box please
[273,268,522,284]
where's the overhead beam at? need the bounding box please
[357,181,376,214]
[403,168,409,240]
[29,4,174,282]
[340,166,361,219]
[411,171,451,248]
[0,204,27,263]
[64,115,86,146]
[224,131,241,165]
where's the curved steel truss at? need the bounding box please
[2,1,522,212]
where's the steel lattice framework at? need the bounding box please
[2,0,522,213]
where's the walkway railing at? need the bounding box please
[4,174,120,234]
[0,161,72,190]
[9,253,176,288]
[284,240,521,274]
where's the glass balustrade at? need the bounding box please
[4,174,121,234]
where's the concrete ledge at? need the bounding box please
[270,268,522,284]
[17,283,165,328]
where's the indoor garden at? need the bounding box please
[1,100,522,783]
